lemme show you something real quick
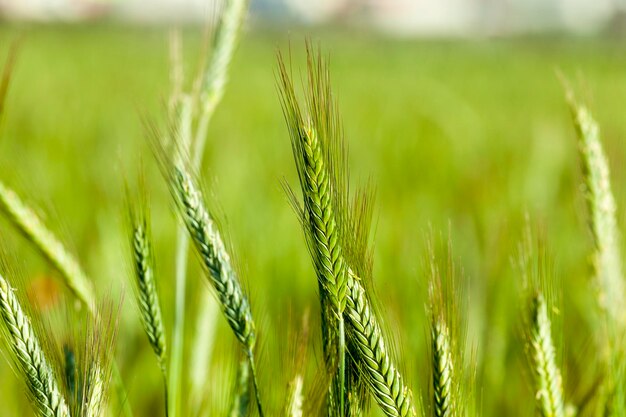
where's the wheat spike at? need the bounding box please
[171,165,255,349]
[131,215,167,371]
[278,44,352,416]
[530,293,565,417]
[84,364,105,417]
[302,124,348,314]
[566,91,625,328]
[192,0,249,165]
[0,274,70,417]
[345,271,415,417]
[168,164,263,416]
[427,237,465,417]
[0,181,95,312]
[277,58,348,316]
[431,320,453,417]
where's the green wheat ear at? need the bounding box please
[518,226,566,417]
[129,207,167,373]
[128,198,170,416]
[344,270,416,417]
[277,44,350,415]
[564,85,625,329]
[278,44,416,417]
[0,181,95,313]
[0,273,70,417]
[529,293,565,417]
[426,235,472,417]
[431,320,453,417]
[152,151,263,417]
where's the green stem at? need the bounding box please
[168,226,190,417]
[247,350,264,417]
[162,368,170,417]
[338,317,346,417]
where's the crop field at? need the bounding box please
[1,14,626,417]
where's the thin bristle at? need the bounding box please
[77,304,119,417]
[0,40,19,117]
[530,293,565,417]
[0,274,70,417]
[0,181,95,313]
[130,213,167,371]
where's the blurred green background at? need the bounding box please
[1,24,626,416]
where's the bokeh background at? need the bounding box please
[1,0,626,416]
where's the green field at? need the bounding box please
[1,24,626,416]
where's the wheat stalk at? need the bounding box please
[189,291,219,413]
[0,274,70,417]
[345,271,415,417]
[0,181,95,312]
[228,359,250,417]
[529,293,565,417]
[167,1,249,414]
[565,90,625,328]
